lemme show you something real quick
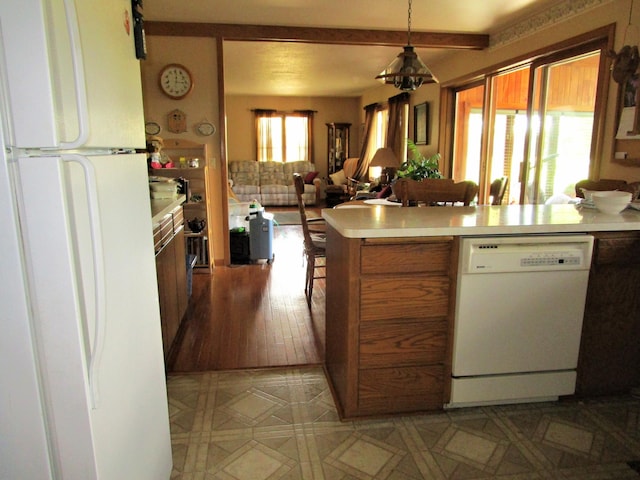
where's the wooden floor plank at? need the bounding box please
[168,213,326,373]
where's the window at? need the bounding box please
[255,110,313,162]
[355,94,409,179]
[443,28,611,205]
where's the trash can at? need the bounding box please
[230,229,251,264]
[186,254,197,297]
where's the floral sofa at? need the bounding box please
[228,160,321,206]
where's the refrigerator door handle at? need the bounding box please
[57,0,90,149]
[63,155,106,409]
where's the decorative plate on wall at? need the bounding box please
[145,121,161,136]
[196,122,216,136]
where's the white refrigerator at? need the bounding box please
[0,0,172,479]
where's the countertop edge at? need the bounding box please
[151,195,186,225]
[322,204,640,238]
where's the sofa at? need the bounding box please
[228,160,321,206]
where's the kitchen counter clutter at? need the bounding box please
[322,204,640,419]
[151,138,212,270]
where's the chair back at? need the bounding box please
[489,177,509,205]
[293,173,316,250]
[575,179,630,198]
[395,178,478,207]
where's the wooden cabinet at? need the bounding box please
[151,138,212,270]
[325,227,457,418]
[326,123,350,174]
[577,231,640,395]
[154,205,188,360]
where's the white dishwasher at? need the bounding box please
[447,234,594,408]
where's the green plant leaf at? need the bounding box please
[397,139,442,180]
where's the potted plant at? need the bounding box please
[391,140,443,199]
[396,139,442,180]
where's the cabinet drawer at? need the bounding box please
[593,232,640,266]
[153,223,163,252]
[361,241,451,275]
[360,274,449,322]
[358,365,444,414]
[159,213,174,247]
[359,320,447,368]
[171,206,184,229]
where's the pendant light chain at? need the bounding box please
[375,0,438,89]
[407,0,413,46]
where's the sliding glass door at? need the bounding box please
[448,35,607,205]
[524,52,599,204]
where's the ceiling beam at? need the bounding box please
[146,21,489,50]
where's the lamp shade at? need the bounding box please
[369,148,399,168]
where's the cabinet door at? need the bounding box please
[577,232,640,395]
[156,241,178,358]
[174,226,188,320]
[327,123,350,174]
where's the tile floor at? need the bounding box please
[167,367,640,479]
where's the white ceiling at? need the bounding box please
[145,0,562,97]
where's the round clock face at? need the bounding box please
[159,64,193,99]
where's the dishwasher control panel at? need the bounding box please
[520,254,581,267]
[461,235,594,274]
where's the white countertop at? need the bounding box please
[321,204,640,238]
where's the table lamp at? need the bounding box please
[368,148,399,186]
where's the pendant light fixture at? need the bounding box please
[376,0,437,91]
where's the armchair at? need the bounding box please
[325,157,359,206]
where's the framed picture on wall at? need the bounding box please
[414,102,429,145]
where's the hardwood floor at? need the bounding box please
[167,210,326,373]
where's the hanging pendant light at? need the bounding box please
[376,0,437,91]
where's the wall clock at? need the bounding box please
[159,63,193,99]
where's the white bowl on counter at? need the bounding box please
[580,188,597,202]
[591,190,632,214]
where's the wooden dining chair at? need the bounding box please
[489,176,509,205]
[293,173,326,308]
[575,178,631,198]
[395,178,479,207]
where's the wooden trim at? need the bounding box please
[217,37,231,266]
[362,236,454,245]
[146,21,489,50]
[440,24,615,88]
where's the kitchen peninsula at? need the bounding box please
[322,204,640,418]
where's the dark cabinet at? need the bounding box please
[154,205,189,360]
[327,122,350,174]
[577,231,640,395]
